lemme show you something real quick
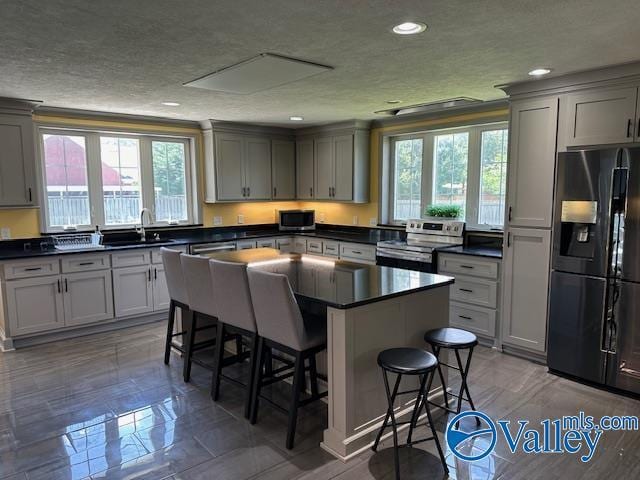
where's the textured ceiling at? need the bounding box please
[1,0,639,126]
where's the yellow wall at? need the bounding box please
[0,108,507,239]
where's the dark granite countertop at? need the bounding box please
[437,245,503,259]
[0,224,404,261]
[206,248,454,309]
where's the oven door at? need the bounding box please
[376,249,434,273]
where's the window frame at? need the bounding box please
[38,127,196,233]
[385,121,508,230]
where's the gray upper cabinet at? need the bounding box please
[244,137,271,200]
[271,140,296,200]
[202,120,369,203]
[314,137,333,200]
[506,96,558,229]
[0,99,37,207]
[563,86,638,148]
[296,139,314,199]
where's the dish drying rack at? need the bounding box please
[53,233,104,251]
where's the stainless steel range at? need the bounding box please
[376,219,464,272]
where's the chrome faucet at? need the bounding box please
[137,208,153,241]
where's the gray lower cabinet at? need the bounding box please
[62,270,114,327]
[112,265,154,318]
[0,106,36,207]
[271,140,295,199]
[5,276,65,336]
[152,265,171,311]
[501,227,551,353]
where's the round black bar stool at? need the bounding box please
[424,327,479,423]
[372,348,448,480]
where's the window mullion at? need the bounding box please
[422,133,434,217]
[139,137,155,223]
[466,127,481,227]
[87,132,105,228]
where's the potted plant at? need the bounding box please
[425,204,462,219]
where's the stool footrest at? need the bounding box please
[437,361,462,371]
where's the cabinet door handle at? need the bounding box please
[627,119,633,138]
[458,315,473,320]
[78,262,94,266]
[28,188,32,202]
[507,231,512,247]
[460,288,474,293]
[148,268,152,282]
[273,187,277,197]
[24,267,42,271]
[57,279,61,293]
[310,187,313,197]
[460,265,474,269]
[64,278,68,292]
[508,206,512,222]
[154,268,157,280]
[637,118,640,138]
[352,250,362,255]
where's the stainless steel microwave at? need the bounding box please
[278,210,315,231]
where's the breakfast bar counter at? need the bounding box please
[206,248,454,460]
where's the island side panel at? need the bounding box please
[322,285,450,461]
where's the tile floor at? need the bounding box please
[0,322,638,479]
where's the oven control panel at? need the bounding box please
[406,219,465,237]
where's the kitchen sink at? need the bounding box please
[104,238,177,247]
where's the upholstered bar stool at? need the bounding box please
[247,269,327,450]
[424,327,480,423]
[372,348,448,480]
[161,248,216,369]
[209,259,260,419]
[180,253,241,382]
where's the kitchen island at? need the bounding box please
[206,248,454,460]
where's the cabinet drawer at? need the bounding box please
[323,241,340,257]
[256,238,276,248]
[61,253,110,273]
[450,276,498,309]
[438,254,499,279]
[307,240,323,254]
[292,237,307,253]
[237,240,257,250]
[111,250,151,268]
[340,243,376,263]
[449,302,496,338]
[151,246,186,264]
[3,258,60,279]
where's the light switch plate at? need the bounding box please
[352,216,358,225]
[213,216,222,226]
[369,218,377,226]
[237,214,244,224]
[318,212,326,223]
[0,228,10,240]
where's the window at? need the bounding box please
[392,137,423,221]
[479,129,508,226]
[39,129,194,231]
[42,134,91,227]
[385,122,508,228]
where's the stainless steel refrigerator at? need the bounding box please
[548,147,640,396]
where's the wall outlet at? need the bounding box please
[213,216,222,226]
[0,228,10,240]
[318,212,326,223]
[237,214,244,224]
[369,217,377,226]
[352,216,359,225]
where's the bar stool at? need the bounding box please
[372,348,448,480]
[424,327,479,422]
[180,254,242,382]
[160,248,216,368]
[247,269,327,450]
[209,259,259,419]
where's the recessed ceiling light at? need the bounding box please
[386,100,402,104]
[290,116,304,121]
[161,101,180,106]
[528,68,552,76]
[392,22,427,35]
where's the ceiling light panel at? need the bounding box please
[184,53,333,94]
